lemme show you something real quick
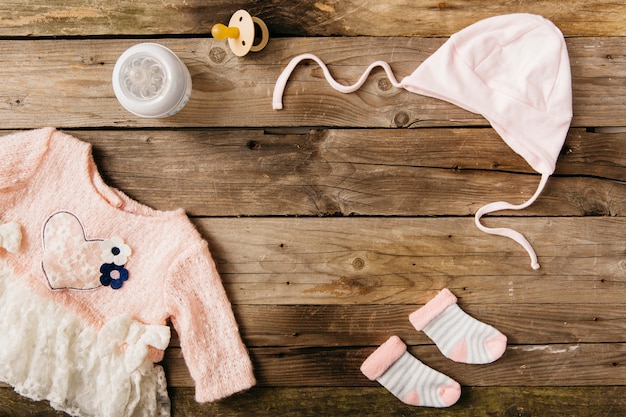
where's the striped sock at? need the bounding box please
[360,336,461,408]
[409,289,507,364]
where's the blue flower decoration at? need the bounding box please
[100,262,129,290]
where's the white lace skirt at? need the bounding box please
[0,263,172,417]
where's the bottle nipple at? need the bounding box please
[121,56,166,100]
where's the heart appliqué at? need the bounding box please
[42,211,131,290]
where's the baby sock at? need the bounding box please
[409,288,507,364]
[360,336,461,408]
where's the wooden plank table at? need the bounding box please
[1,1,625,415]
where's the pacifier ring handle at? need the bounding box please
[249,17,269,53]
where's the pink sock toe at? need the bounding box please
[486,333,507,361]
[439,381,461,406]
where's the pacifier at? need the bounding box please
[211,10,269,57]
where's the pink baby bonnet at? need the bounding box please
[273,14,573,269]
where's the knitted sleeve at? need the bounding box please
[165,240,255,403]
[0,128,53,192]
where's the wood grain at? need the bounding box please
[228,303,626,347]
[0,37,623,128]
[162,343,626,387]
[3,386,626,417]
[0,0,623,37]
[0,0,624,416]
[168,386,626,417]
[72,127,626,216]
[195,216,626,304]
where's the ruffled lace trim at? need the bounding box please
[0,262,171,417]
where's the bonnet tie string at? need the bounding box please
[474,173,550,270]
[273,53,402,110]
[273,53,550,270]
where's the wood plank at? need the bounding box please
[162,343,626,387]
[72,128,626,216]
[158,303,626,352]
[3,386,626,417]
[191,216,626,304]
[228,304,626,348]
[0,37,623,128]
[0,0,623,37]
[166,386,626,417]
[221,270,626,306]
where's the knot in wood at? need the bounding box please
[247,140,261,150]
[351,257,365,270]
[393,111,410,127]
[505,405,532,417]
[377,78,391,91]
[81,55,95,65]
[209,46,227,63]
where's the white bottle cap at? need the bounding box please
[112,43,192,118]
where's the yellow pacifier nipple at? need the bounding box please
[211,24,240,41]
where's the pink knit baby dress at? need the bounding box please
[0,128,255,416]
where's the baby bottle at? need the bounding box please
[112,43,192,118]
